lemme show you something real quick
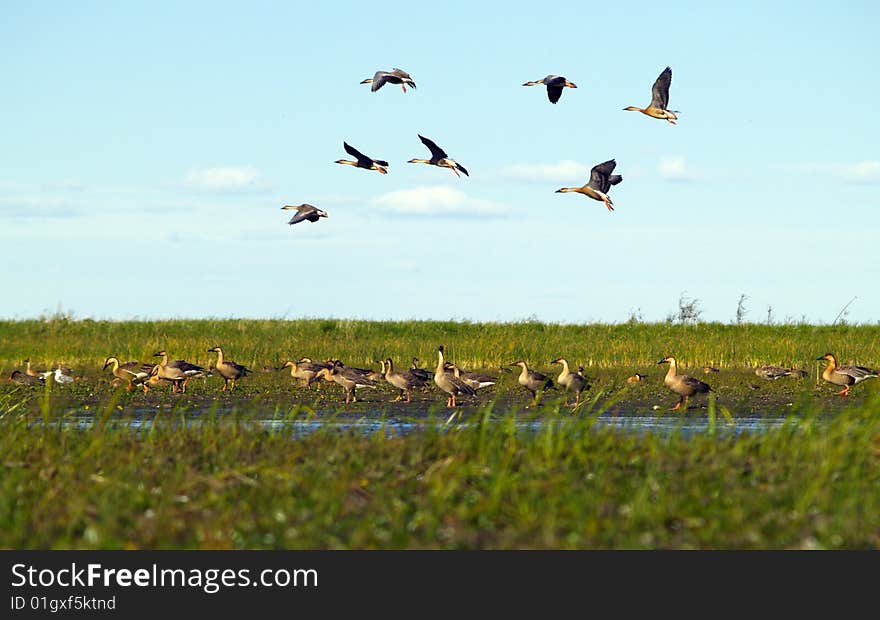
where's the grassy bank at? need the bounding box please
[2,318,880,373]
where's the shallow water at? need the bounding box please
[50,406,796,438]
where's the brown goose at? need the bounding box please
[626,373,648,384]
[755,364,793,380]
[335,142,389,174]
[509,360,554,401]
[624,67,679,125]
[658,356,712,410]
[360,68,416,93]
[408,134,469,178]
[317,360,378,403]
[444,362,498,391]
[384,357,427,402]
[102,356,153,391]
[434,345,476,407]
[207,346,252,391]
[151,350,209,393]
[522,75,577,104]
[279,358,331,387]
[551,358,587,406]
[24,359,52,379]
[11,370,45,386]
[409,358,431,382]
[555,159,623,211]
[817,353,878,396]
[282,204,328,226]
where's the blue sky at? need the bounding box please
[2,1,878,324]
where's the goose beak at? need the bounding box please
[657,359,669,365]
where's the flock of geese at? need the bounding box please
[280,65,680,225]
[9,348,877,411]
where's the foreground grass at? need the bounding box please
[2,396,879,549]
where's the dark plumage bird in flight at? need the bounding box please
[335,142,389,174]
[522,75,577,103]
[408,134,469,178]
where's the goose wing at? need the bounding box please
[343,142,373,167]
[650,67,672,110]
[418,134,448,160]
[288,206,319,225]
[370,71,390,92]
[545,75,566,103]
[681,375,711,393]
[837,365,879,381]
[588,159,617,192]
[454,161,469,177]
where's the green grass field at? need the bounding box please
[1,318,879,549]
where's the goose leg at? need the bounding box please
[836,386,850,396]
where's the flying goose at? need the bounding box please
[556,159,622,211]
[624,67,679,124]
[360,68,416,93]
[408,134,469,178]
[434,345,476,407]
[522,75,577,104]
[657,356,712,410]
[282,204,328,226]
[335,142,389,174]
[817,353,878,396]
[208,346,252,391]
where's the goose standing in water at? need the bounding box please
[208,346,252,392]
[282,204,328,227]
[657,356,712,410]
[408,135,469,178]
[335,142,389,174]
[522,75,577,104]
[102,356,152,391]
[624,67,679,124]
[551,358,587,406]
[509,361,554,403]
[360,68,416,93]
[817,353,878,396]
[434,346,476,407]
[556,159,622,212]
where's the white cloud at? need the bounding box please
[370,186,510,217]
[659,156,697,182]
[837,161,880,183]
[182,166,262,191]
[498,160,590,183]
